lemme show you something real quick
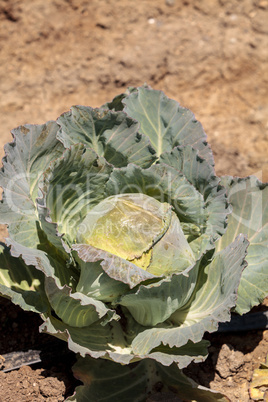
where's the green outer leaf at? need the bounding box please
[147,339,209,368]
[0,121,64,247]
[0,243,49,313]
[159,145,219,201]
[37,144,113,245]
[107,163,207,227]
[130,235,248,355]
[159,146,230,257]
[44,276,119,328]
[37,201,71,260]
[118,256,199,327]
[66,356,229,402]
[122,86,214,164]
[154,362,229,402]
[6,237,78,289]
[40,313,209,368]
[75,257,129,303]
[40,314,136,365]
[216,176,268,314]
[188,185,229,258]
[100,86,137,112]
[57,106,156,168]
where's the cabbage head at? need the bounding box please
[0,86,267,401]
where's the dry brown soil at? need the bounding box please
[0,0,267,401]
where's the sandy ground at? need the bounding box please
[0,0,268,181]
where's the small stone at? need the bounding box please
[22,380,29,388]
[258,0,268,9]
[166,0,175,5]
[216,344,245,379]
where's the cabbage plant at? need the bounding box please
[0,86,267,401]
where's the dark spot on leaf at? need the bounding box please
[136,133,142,141]
[35,124,52,146]
[148,145,157,155]
[20,126,30,135]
